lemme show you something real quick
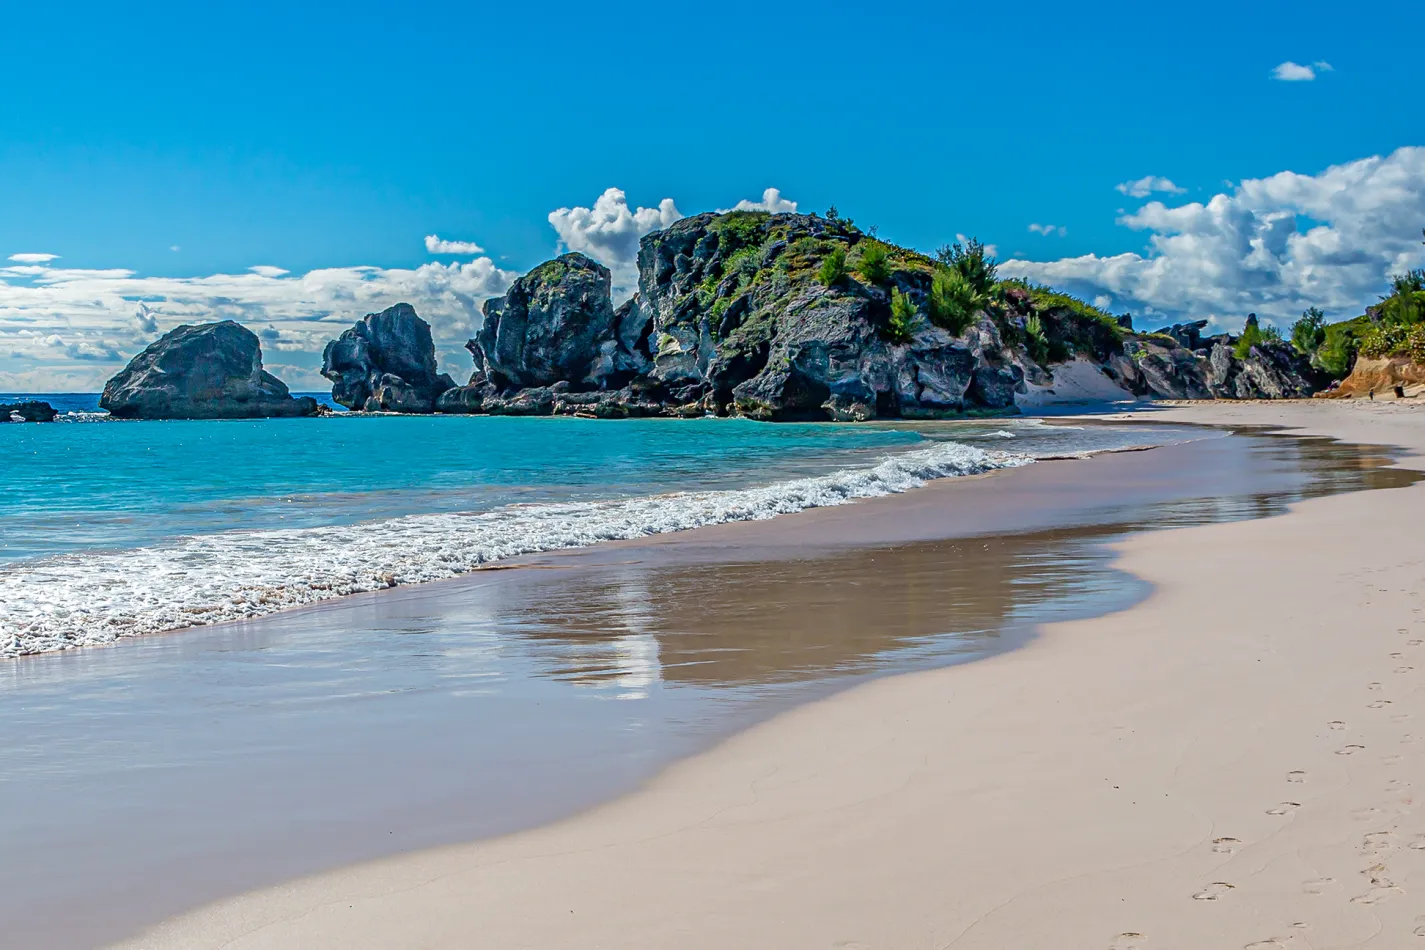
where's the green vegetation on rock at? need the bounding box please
[855,240,891,285]
[1290,307,1327,356]
[936,238,998,296]
[927,267,981,336]
[886,288,918,343]
[817,246,848,286]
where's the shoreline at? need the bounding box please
[3,419,1187,661]
[108,400,1425,949]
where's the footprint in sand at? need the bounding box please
[1368,700,1394,709]
[1351,886,1402,905]
[1392,713,1413,722]
[1362,832,1396,854]
[1408,639,1423,646]
[1362,863,1392,884]
[1392,652,1406,660]
[1415,915,1425,937]
[1369,682,1384,691]
[1303,877,1335,894]
[1244,940,1289,950]
[1396,666,1415,674]
[1337,744,1366,755]
[1384,754,1405,766]
[1267,802,1302,816]
[1109,933,1145,950]
[1353,806,1385,821]
[1287,771,1307,783]
[1329,720,1347,731]
[1409,834,1425,850]
[1193,882,1235,900]
[1212,837,1242,853]
[1387,778,1411,792]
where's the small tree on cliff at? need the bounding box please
[1290,307,1327,356]
[818,246,848,287]
[935,238,999,297]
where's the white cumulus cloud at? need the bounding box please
[548,188,683,292]
[424,235,485,255]
[1273,61,1319,81]
[1116,176,1187,199]
[248,265,289,278]
[1002,146,1425,332]
[721,188,798,214]
[8,252,60,264]
[1028,223,1066,237]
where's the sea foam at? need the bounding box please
[1,440,1029,657]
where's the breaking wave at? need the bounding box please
[2,440,1030,657]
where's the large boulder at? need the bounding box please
[321,304,455,412]
[100,322,318,420]
[471,253,623,390]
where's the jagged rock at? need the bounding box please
[1153,319,1210,350]
[1205,341,1316,398]
[1,400,58,422]
[321,304,454,412]
[472,254,623,390]
[100,322,318,420]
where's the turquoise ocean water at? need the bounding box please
[1,394,1176,657]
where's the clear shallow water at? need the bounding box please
[0,431,1414,949]
[1,401,1186,656]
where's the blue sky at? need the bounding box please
[3,0,1423,390]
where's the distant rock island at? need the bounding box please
[100,321,319,420]
[99,211,1422,420]
[2,400,58,423]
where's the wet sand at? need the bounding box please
[102,401,1425,950]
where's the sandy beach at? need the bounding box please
[112,400,1425,950]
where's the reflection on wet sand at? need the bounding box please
[487,432,1418,696]
[501,537,1093,692]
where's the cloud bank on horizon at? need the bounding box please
[1000,146,1425,332]
[4,148,1424,392]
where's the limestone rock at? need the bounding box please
[1318,355,1425,399]
[321,303,454,412]
[471,254,623,390]
[100,322,318,420]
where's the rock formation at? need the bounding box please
[321,303,455,412]
[100,322,318,420]
[1317,355,1425,399]
[1,400,58,422]
[1204,339,1317,398]
[430,210,1329,420]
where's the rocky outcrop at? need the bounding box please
[100,322,318,420]
[321,304,455,412]
[434,211,1326,420]
[1317,355,1425,399]
[473,254,624,388]
[1204,340,1317,398]
[1153,319,1211,350]
[1,400,58,422]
